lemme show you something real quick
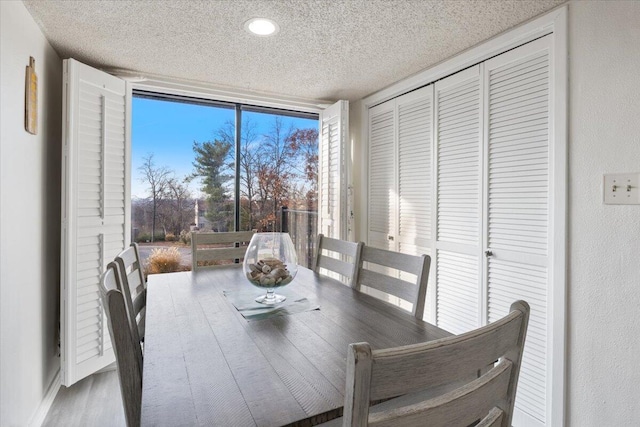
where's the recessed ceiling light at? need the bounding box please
[244,18,280,37]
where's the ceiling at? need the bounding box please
[23,0,564,103]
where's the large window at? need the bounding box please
[131,92,318,267]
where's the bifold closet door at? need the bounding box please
[484,35,552,427]
[367,101,396,252]
[433,65,483,335]
[395,87,433,318]
[367,87,433,316]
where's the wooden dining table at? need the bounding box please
[140,265,450,427]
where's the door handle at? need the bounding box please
[387,235,394,241]
[484,250,493,257]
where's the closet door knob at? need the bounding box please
[485,250,493,257]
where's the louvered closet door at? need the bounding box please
[395,87,433,318]
[484,35,552,427]
[368,101,396,251]
[434,66,482,335]
[319,100,348,240]
[61,59,130,386]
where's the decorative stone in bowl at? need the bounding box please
[243,233,298,304]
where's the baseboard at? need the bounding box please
[27,368,61,427]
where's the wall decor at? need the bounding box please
[25,56,37,135]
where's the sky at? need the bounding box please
[131,96,318,199]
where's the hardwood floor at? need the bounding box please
[43,368,125,427]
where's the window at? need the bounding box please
[131,92,319,265]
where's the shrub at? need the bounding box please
[135,233,151,243]
[135,232,166,243]
[146,247,182,275]
[165,232,177,242]
[179,230,191,245]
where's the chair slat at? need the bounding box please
[476,407,505,427]
[317,256,356,278]
[355,246,430,319]
[312,234,363,286]
[368,361,512,427]
[192,231,255,270]
[196,246,248,261]
[358,270,416,302]
[370,307,525,400]
[194,230,255,245]
[360,246,424,272]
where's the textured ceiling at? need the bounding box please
[23,0,564,103]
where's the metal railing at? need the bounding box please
[278,207,317,268]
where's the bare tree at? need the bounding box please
[206,116,318,232]
[164,177,192,235]
[138,154,171,242]
[258,117,296,222]
[288,128,319,210]
[218,119,260,229]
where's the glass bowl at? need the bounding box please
[243,232,298,304]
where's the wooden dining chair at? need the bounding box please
[100,262,143,427]
[354,246,430,319]
[114,243,146,356]
[191,230,255,270]
[336,300,530,427]
[312,234,364,286]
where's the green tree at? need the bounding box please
[190,140,233,231]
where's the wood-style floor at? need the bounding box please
[43,369,125,427]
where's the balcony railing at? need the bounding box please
[278,207,317,269]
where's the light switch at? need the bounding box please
[603,173,640,205]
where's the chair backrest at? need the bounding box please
[354,245,430,319]
[342,300,530,427]
[191,230,255,270]
[100,262,143,427]
[312,234,363,286]
[114,243,146,349]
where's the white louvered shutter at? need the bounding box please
[61,59,130,386]
[433,66,482,335]
[396,87,434,319]
[367,101,396,251]
[484,36,552,427]
[319,101,349,240]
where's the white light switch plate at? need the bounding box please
[603,173,640,205]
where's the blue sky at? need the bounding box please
[131,96,317,199]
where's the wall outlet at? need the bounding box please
[603,173,640,205]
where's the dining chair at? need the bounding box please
[100,262,143,427]
[191,230,255,270]
[332,300,530,427]
[114,243,146,357]
[354,246,430,319]
[312,234,364,286]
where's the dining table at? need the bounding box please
[140,265,450,427]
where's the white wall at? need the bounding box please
[567,1,640,425]
[0,1,62,425]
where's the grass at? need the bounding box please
[145,247,190,275]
